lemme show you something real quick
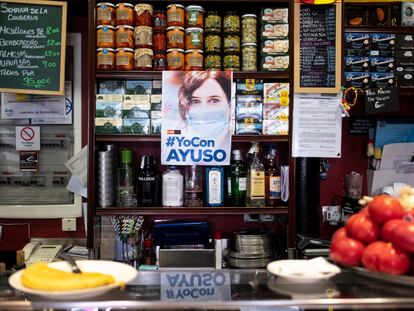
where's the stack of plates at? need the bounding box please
[227,230,275,268]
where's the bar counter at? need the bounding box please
[1,268,414,310]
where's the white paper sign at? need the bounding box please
[15,126,40,151]
[292,93,342,158]
[1,93,66,119]
[65,145,88,185]
[161,71,232,165]
[160,271,231,301]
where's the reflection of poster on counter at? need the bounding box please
[161,71,232,165]
[292,93,342,158]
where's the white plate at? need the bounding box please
[267,259,340,282]
[8,260,138,299]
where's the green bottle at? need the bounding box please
[229,150,247,206]
[117,149,137,207]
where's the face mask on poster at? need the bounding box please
[187,109,229,137]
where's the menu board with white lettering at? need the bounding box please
[294,3,342,93]
[0,0,67,95]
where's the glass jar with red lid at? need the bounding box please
[153,10,166,32]
[153,51,166,71]
[134,4,153,26]
[153,32,166,51]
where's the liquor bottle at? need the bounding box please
[137,155,160,206]
[142,239,155,265]
[265,145,281,206]
[116,149,137,207]
[184,165,203,207]
[229,150,247,206]
[205,166,225,207]
[162,166,184,207]
[246,142,265,207]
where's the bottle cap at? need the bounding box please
[144,239,153,248]
[232,149,242,160]
[214,230,222,240]
[121,149,132,164]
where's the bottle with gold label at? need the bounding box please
[246,142,265,207]
[265,144,281,207]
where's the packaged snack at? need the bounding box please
[236,79,263,95]
[344,56,370,72]
[95,118,123,134]
[95,101,122,118]
[263,83,289,105]
[263,119,288,135]
[261,8,288,24]
[236,118,262,135]
[122,118,150,134]
[236,95,263,120]
[125,80,151,95]
[369,57,395,72]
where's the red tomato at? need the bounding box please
[331,227,347,242]
[362,241,410,275]
[330,235,364,267]
[381,219,405,242]
[346,212,379,244]
[368,195,404,225]
[391,222,414,253]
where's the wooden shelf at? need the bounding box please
[95,134,289,143]
[345,27,414,34]
[96,71,290,80]
[96,206,289,216]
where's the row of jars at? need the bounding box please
[97,46,257,71]
[97,24,206,50]
[97,3,204,29]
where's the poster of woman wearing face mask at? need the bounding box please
[161,71,232,165]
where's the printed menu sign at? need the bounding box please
[0,0,67,95]
[294,3,342,93]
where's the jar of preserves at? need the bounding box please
[166,26,184,49]
[153,31,166,51]
[153,51,166,71]
[223,34,240,54]
[223,53,240,71]
[96,48,115,70]
[116,48,134,70]
[185,49,203,71]
[166,48,185,70]
[134,48,153,70]
[96,3,115,26]
[186,5,204,28]
[134,26,153,48]
[223,11,240,34]
[134,4,153,26]
[185,28,203,50]
[205,34,221,53]
[241,43,257,71]
[96,25,115,48]
[205,11,221,34]
[205,53,221,70]
[153,10,166,32]
[115,25,134,48]
[115,3,134,26]
[241,14,257,43]
[166,4,185,27]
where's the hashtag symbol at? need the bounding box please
[165,289,175,299]
[166,136,175,147]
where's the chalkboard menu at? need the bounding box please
[0,0,67,95]
[293,3,342,93]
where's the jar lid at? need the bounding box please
[167,4,185,9]
[185,49,204,54]
[186,5,204,12]
[153,50,167,54]
[167,48,185,53]
[116,3,134,8]
[97,48,116,52]
[116,48,134,52]
[115,25,134,30]
[241,14,257,18]
[96,2,115,8]
[185,27,204,33]
[121,149,133,164]
[97,25,116,30]
[242,42,257,47]
[166,26,185,31]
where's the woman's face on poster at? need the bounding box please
[187,78,229,114]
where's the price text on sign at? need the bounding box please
[0,0,67,95]
[293,3,342,93]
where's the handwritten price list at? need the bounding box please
[0,1,65,93]
[299,5,336,88]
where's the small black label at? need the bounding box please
[364,87,399,114]
[349,118,375,135]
